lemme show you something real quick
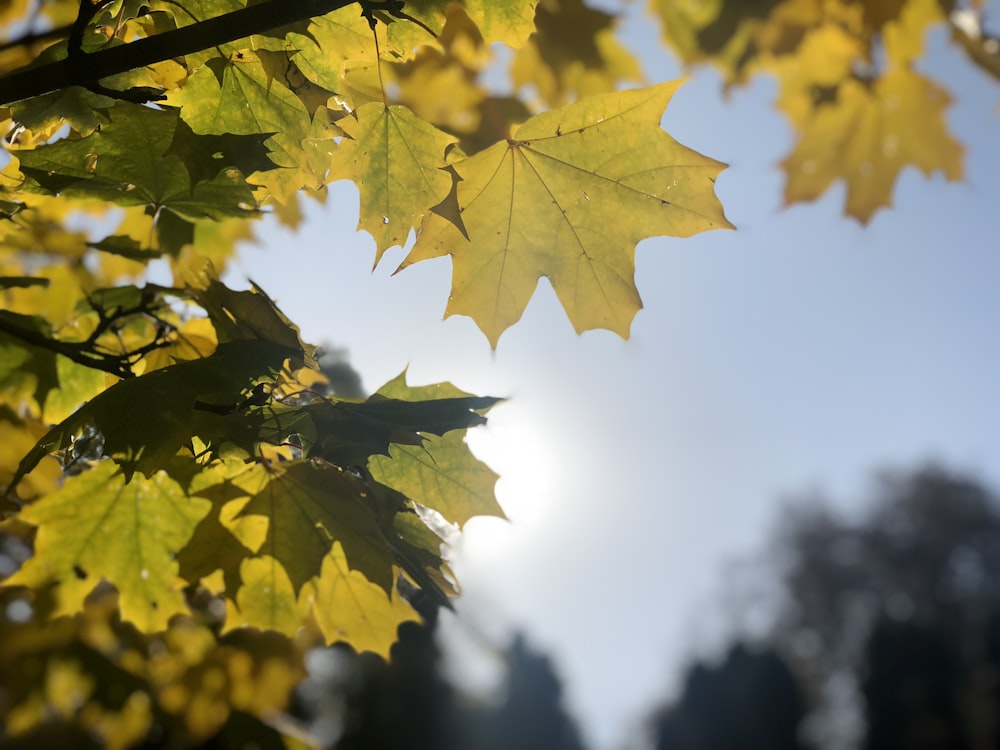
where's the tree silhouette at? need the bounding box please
[861,619,970,750]
[291,624,588,750]
[649,643,807,750]
[769,465,1000,747]
[467,634,586,750]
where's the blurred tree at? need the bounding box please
[335,621,456,750]
[759,465,1000,748]
[861,619,970,750]
[293,625,588,750]
[649,642,807,750]
[466,634,586,750]
[647,466,1000,750]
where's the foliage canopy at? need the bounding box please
[0,0,995,745]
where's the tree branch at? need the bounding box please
[0,305,171,379]
[0,0,366,105]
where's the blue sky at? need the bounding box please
[225,6,1000,748]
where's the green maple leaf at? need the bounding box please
[167,51,318,203]
[15,104,260,222]
[330,102,456,262]
[10,340,300,486]
[176,472,264,594]
[312,394,498,460]
[401,80,734,346]
[9,87,115,139]
[367,371,503,527]
[7,461,211,631]
[233,461,397,593]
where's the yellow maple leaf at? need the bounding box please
[8,462,211,631]
[226,556,304,638]
[400,80,732,346]
[781,69,963,223]
[511,0,643,108]
[390,0,539,54]
[330,102,456,262]
[302,543,419,658]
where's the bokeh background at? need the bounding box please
[210,2,1000,748]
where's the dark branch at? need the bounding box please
[0,302,173,379]
[0,0,368,105]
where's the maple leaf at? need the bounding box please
[10,339,300,486]
[13,104,263,253]
[401,80,733,345]
[781,69,963,223]
[229,556,304,637]
[175,466,266,593]
[389,0,539,52]
[511,0,643,107]
[290,5,391,110]
[166,50,318,203]
[330,102,456,261]
[778,0,962,222]
[302,542,419,657]
[232,461,397,594]
[13,104,258,216]
[7,461,211,630]
[367,371,503,527]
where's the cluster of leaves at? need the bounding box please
[0,0,735,743]
[0,0,732,344]
[1,265,505,743]
[654,0,999,222]
[1,0,991,745]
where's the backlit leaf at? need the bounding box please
[167,51,318,203]
[330,103,455,261]
[368,371,503,527]
[8,461,211,630]
[229,556,304,637]
[781,69,963,224]
[390,0,539,51]
[15,104,259,221]
[401,80,733,345]
[233,461,397,593]
[303,542,419,657]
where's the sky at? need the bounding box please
[223,6,1000,749]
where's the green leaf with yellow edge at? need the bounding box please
[780,68,963,224]
[7,461,211,631]
[302,542,419,657]
[368,370,503,527]
[401,80,733,346]
[330,102,456,261]
[232,461,397,594]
